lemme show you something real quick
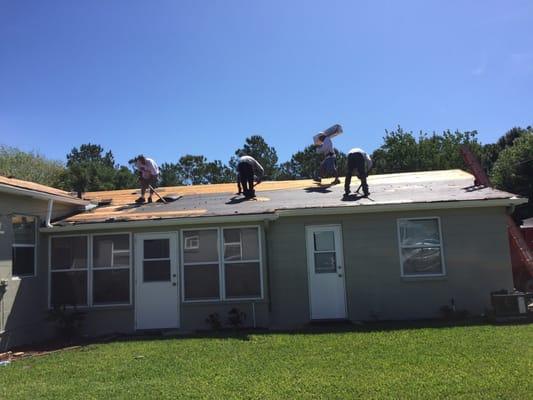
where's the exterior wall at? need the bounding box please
[267,207,514,326]
[40,222,271,339]
[3,203,515,348]
[0,193,82,350]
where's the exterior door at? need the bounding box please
[306,225,347,320]
[135,232,179,330]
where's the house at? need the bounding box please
[0,169,526,350]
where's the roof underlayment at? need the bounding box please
[52,169,525,227]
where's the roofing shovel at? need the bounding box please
[148,185,167,204]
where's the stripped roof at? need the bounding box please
[52,169,524,227]
[0,175,87,205]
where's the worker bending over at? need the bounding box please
[344,148,372,197]
[237,155,264,198]
[314,134,340,185]
[135,155,160,203]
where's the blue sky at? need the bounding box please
[1,0,532,167]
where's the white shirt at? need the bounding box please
[317,136,334,155]
[137,158,159,179]
[348,148,373,171]
[239,156,265,178]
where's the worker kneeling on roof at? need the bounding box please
[237,154,264,199]
[344,148,372,197]
[313,133,340,185]
[135,155,160,204]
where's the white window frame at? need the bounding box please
[397,217,446,278]
[48,233,132,308]
[184,235,200,250]
[181,225,264,303]
[11,214,38,278]
[91,233,132,307]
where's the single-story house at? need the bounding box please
[0,170,526,350]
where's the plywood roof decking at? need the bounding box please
[0,175,83,202]
[56,169,522,226]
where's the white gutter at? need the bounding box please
[0,184,88,206]
[45,199,54,228]
[40,213,280,233]
[39,197,526,233]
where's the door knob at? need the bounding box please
[172,282,177,286]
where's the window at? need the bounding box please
[50,236,88,306]
[12,215,37,277]
[183,230,220,300]
[50,234,131,307]
[397,218,445,277]
[312,230,337,274]
[184,235,199,250]
[92,234,131,305]
[182,227,262,301]
[223,228,261,299]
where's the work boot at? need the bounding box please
[332,178,341,185]
[135,197,146,204]
[313,177,322,184]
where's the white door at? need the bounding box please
[306,225,347,320]
[135,232,179,330]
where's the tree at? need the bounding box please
[491,133,533,219]
[371,126,482,174]
[0,145,65,187]
[62,144,122,195]
[230,135,279,179]
[481,126,532,173]
[159,162,183,187]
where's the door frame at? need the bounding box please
[134,231,180,330]
[305,224,348,320]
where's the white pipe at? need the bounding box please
[45,199,54,228]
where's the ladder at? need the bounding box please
[460,145,533,284]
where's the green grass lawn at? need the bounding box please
[1,324,532,399]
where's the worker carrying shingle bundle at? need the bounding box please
[313,133,341,185]
[237,155,264,199]
[135,155,160,204]
[344,148,372,197]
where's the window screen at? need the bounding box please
[11,215,36,277]
[223,228,261,299]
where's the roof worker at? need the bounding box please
[237,154,264,199]
[313,133,340,185]
[135,155,160,204]
[344,148,372,197]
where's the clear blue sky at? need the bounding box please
[1,0,532,167]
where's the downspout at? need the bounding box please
[45,199,54,228]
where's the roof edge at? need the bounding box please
[276,197,526,217]
[0,184,89,206]
[40,197,525,233]
[40,213,279,233]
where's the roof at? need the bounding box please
[0,175,88,206]
[47,169,525,229]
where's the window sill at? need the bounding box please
[183,298,265,306]
[401,275,447,282]
[11,275,36,281]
